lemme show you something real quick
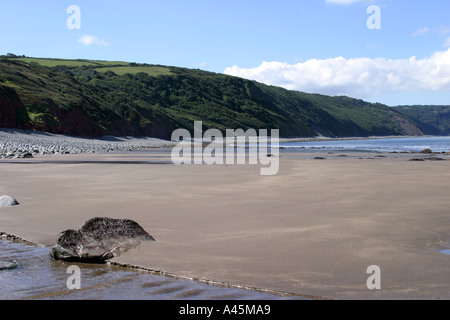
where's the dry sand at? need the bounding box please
[0,151,449,299]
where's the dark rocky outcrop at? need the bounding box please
[409,157,446,161]
[50,217,155,263]
[0,85,32,130]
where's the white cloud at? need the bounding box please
[77,35,109,47]
[224,49,450,100]
[325,0,368,5]
[412,27,430,37]
[444,37,450,48]
[439,26,450,35]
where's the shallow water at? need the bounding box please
[0,240,299,300]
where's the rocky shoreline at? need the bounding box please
[0,128,177,159]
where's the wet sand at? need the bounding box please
[0,151,449,299]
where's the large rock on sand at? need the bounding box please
[0,195,19,208]
[50,217,155,263]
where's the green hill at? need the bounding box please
[394,105,450,136]
[0,56,425,139]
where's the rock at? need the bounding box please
[20,152,34,159]
[421,148,432,153]
[409,157,446,161]
[423,157,446,161]
[50,217,155,263]
[0,195,19,208]
[13,152,33,159]
[0,260,18,270]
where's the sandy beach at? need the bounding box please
[1,150,449,299]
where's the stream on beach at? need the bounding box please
[0,239,298,300]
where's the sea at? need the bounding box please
[279,136,450,154]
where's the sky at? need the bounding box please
[1,0,450,106]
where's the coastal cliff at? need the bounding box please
[0,85,32,130]
[0,57,432,139]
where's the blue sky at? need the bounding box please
[1,0,450,106]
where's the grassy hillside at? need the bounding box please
[0,56,424,139]
[11,57,129,67]
[395,105,450,135]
